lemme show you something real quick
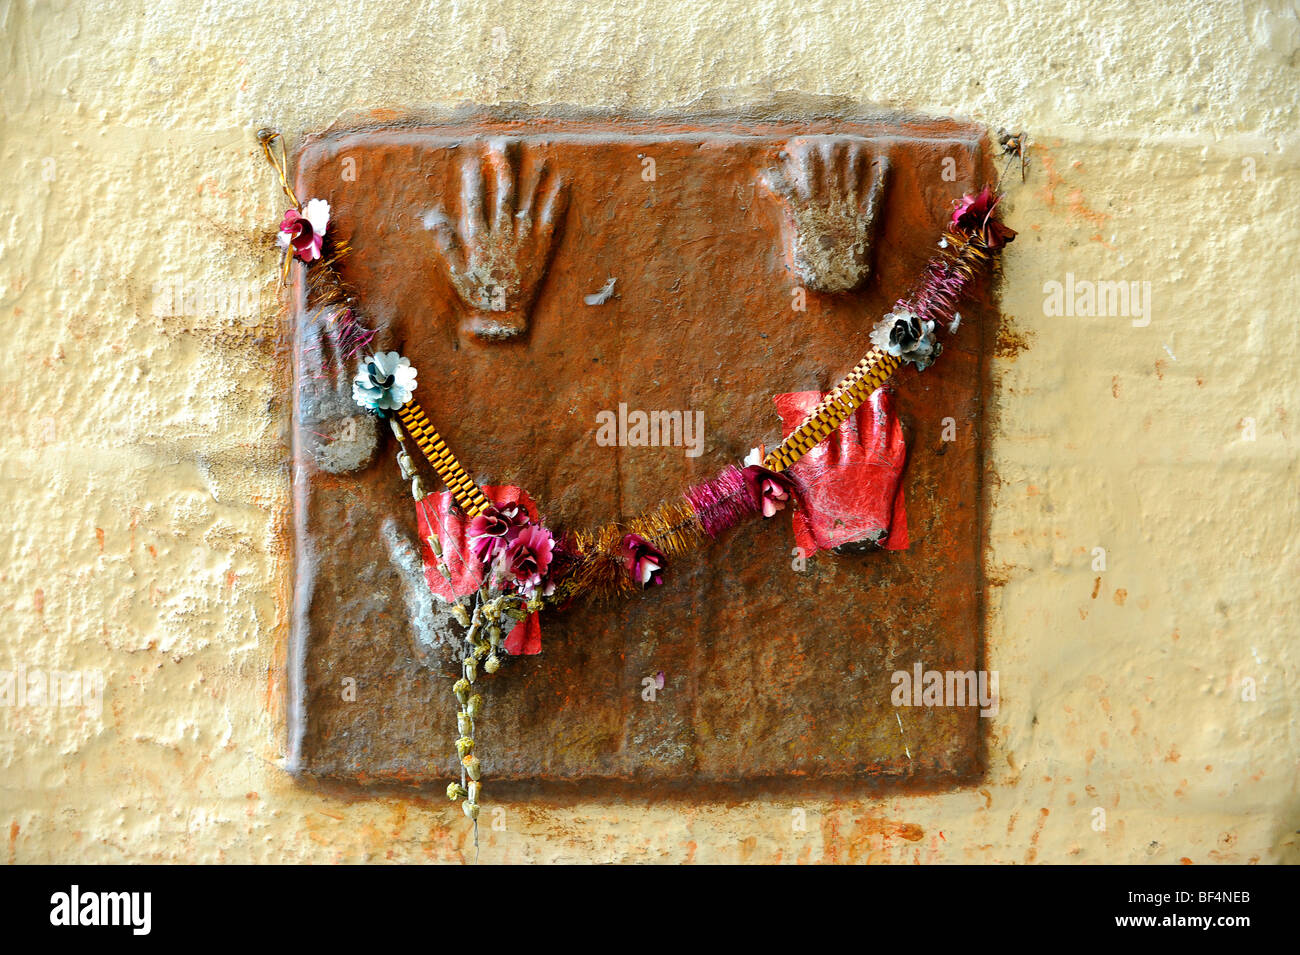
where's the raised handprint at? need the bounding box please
[761,137,891,294]
[297,308,379,474]
[424,138,569,340]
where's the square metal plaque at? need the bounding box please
[286,114,994,791]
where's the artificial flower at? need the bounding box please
[869,308,942,371]
[951,187,1016,250]
[741,447,798,517]
[619,533,666,588]
[506,525,555,593]
[277,198,331,262]
[743,465,795,517]
[494,499,530,533]
[351,351,417,411]
[758,475,790,516]
[467,506,514,563]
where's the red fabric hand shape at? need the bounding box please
[415,485,543,655]
[773,388,909,555]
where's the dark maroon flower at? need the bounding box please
[741,464,799,518]
[494,499,530,532]
[506,525,555,592]
[619,533,666,588]
[950,187,1016,250]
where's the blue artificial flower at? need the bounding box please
[352,351,418,411]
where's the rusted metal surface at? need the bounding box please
[287,115,995,790]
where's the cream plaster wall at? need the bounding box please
[1,0,1297,863]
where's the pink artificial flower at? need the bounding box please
[506,525,555,592]
[759,476,789,516]
[619,533,666,588]
[467,506,513,563]
[277,197,330,262]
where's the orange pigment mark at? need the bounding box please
[1034,147,1112,243]
[1024,808,1050,864]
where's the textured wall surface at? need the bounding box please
[1,0,1297,863]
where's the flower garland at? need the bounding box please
[261,129,1015,843]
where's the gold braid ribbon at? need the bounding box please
[396,401,492,517]
[763,349,902,472]
[765,230,991,473]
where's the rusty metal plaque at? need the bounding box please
[286,115,994,791]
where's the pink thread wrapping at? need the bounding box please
[334,307,377,361]
[685,464,759,539]
[901,247,975,330]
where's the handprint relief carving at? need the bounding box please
[761,137,891,294]
[297,308,379,475]
[424,138,569,340]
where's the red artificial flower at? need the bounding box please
[466,498,534,565]
[506,525,555,592]
[950,187,1016,250]
[619,533,666,588]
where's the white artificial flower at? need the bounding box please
[303,198,330,238]
[870,308,942,371]
[869,308,915,358]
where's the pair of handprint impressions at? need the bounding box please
[300,134,892,477]
[423,135,891,340]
